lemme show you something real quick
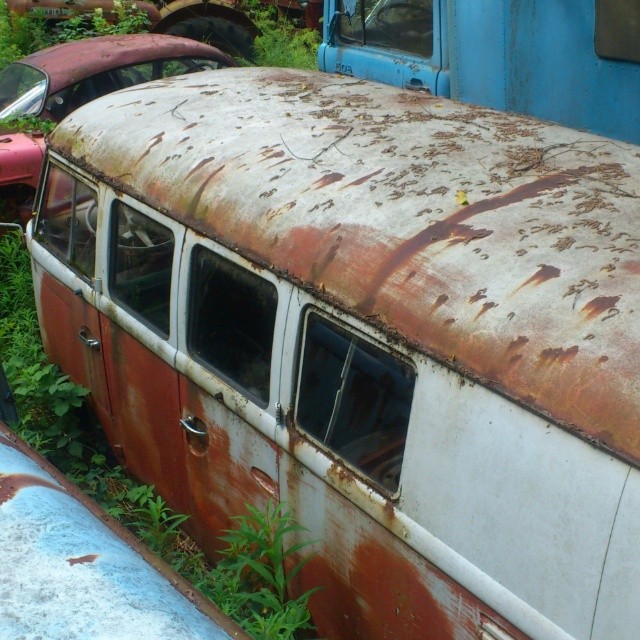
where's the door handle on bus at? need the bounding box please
[179,416,208,437]
[78,327,100,350]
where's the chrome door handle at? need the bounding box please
[179,416,207,437]
[78,327,100,350]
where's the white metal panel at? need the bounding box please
[400,361,629,639]
[591,467,639,640]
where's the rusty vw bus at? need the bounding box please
[26,67,640,640]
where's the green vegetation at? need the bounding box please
[0,231,318,638]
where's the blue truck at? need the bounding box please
[319,0,640,144]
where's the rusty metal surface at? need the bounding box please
[50,66,640,466]
[0,420,248,640]
[16,33,234,95]
[0,132,44,189]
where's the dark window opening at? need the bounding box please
[338,0,433,59]
[296,312,415,494]
[188,246,278,405]
[595,0,640,63]
[110,201,174,337]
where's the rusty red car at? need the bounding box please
[0,33,234,226]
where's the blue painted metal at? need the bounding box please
[319,0,640,144]
[0,421,248,640]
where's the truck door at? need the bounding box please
[29,161,112,433]
[319,0,448,94]
[175,236,291,558]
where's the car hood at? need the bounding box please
[0,131,46,189]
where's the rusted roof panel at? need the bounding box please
[19,34,233,94]
[0,422,247,640]
[50,67,640,465]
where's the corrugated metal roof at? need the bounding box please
[0,422,247,640]
[49,66,640,465]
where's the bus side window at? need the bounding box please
[295,311,415,495]
[36,164,97,279]
[187,246,278,406]
[109,201,175,337]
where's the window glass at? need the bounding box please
[188,246,278,404]
[595,0,640,63]
[338,0,433,59]
[0,63,47,119]
[296,312,415,493]
[110,201,174,337]
[36,164,97,279]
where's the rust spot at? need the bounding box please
[581,296,621,320]
[313,172,344,189]
[444,318,455,326]
[311,236,342,280]
[469,288,487,303]
[538,345,579,365]
[507,336,529,352]
[68,554,99,566]
[430,294,449,314]
[342,168,384,188]
[403,270,417,284]
[622,260,640,275]
[517,264,561,290]
[134,132,164,167]
[475,301,498,319]
[183,122,197,130]
[598,356,609,364]
[0,473,65,505]
[509,354,523,366]
[187,165,225,217]
[186,156,216,179]
[260,149,285,161]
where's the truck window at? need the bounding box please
[595,0,640,63]
[109,201,175,338]
[338,0,433,59]
[187,246,278,405]
[36,164,97,279]
[295,311,415,494]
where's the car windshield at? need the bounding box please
[0,63,47,119]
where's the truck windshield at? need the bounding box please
[338,0,433,58]
[0,63,47,120]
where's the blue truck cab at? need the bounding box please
[319,0,640,144]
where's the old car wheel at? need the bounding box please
[165,17,255,60]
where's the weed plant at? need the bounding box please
[0,231,319,638]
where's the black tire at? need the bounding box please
[165,16,255,60]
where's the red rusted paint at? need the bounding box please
[538,345,579,365]
[135,132,165,168]
[186,157,216,179]
[313,172,345,189]
[581,296,621,320]
[187,165,226,217]
[358,174,575,314]
[99,319,190,516]
[342,168,385,188]
[622,260,640,275]
[0,473,64,504]
[12,34,232,95]
[179,378,279,559]
[516,264,561,290]
[469,289,488,303]
[475,301,499,319]
[67,554,99,565]
[430,293,449,314]
[507,336,530,352]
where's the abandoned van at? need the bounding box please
[26,67,640,640]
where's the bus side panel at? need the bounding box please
[279,451,528,640]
